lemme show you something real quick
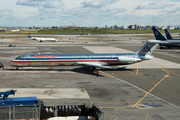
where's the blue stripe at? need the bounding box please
[23,57,118,60]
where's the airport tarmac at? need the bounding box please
[0,34,180,120]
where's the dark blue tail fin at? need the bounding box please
[152,27,167,40]
[165,29,173,40]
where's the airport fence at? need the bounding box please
[0,105,41,120]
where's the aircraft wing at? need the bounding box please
[73,62,114,69]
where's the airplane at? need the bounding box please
[152,27,167,41]
[10,39,167,71]
[28,34,57,42]
[164,29,180,40]
[152,27,180,49]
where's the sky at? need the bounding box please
[0,0,180,27]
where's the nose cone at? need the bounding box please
[0,62,4,69]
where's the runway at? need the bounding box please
[0,34,180,119]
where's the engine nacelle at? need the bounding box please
[143,55,154,60]
[118,57,141,64]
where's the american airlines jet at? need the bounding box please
[10,39,167,71]
[28,34,57,42]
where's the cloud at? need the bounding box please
[43,1,64,8]
[81,0,119,8]
[135,2,175,10]
[0,9,13,13]
[0,12,19,24]
[165,6,180,13]
[16,0,64,8]
[0,9,14,21]
[16,0,41,7]
[0,0,179,27]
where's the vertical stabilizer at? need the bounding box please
[152,27,167,40]
[28,34,33,39]
[135,40,158,56]
[165,29,173,40]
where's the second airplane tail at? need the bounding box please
[152,27,167,40]
[28,34,33,39]
[165,29,173,40]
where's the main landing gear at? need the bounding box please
[91,67,99,77]
[91,67,98,72]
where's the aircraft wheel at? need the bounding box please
[91,67,97,72]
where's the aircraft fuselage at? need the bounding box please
[10,53,141,67]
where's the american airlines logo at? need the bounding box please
[142,46,151,52]
[34,55,55,58]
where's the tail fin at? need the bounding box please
[152,27,167,40]
[135,40,159,56]
[165,29,173,40]
[28,34,32,39]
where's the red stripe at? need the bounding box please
[10,60,117,63]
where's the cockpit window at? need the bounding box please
[16,56,21,60]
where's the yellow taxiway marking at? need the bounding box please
[128,115,133,120]
[136,62,139,75]
[0,80,25,87]
[109,72,143,76]
[109,115,115,120]
[145,115,149,120]
[0,78,86,82]
[101,106,131,109]
[132,62,170,108]
[166,70,180,77]
[100,61,172,109]
[45,99,137,104]
[132,73,169,108]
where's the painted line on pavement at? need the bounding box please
[100,71,180,109]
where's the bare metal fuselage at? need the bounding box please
[10,53,141,67]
